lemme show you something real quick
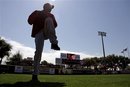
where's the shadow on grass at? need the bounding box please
[0,81,66,87]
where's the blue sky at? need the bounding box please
[0,0,130,62]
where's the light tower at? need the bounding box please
[98,31,107,59]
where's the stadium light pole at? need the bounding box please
[98,31,107,59]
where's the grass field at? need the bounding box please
[0,74,130,87]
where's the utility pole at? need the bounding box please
[98,31,106,59]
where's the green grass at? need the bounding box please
[0,74,130,87]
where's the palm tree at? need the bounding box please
[0,37,12,64]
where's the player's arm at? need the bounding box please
[28,11,37,25]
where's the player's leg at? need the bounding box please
[32,31,45,81]
[44,17,60,50]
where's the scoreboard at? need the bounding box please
[61,53,80,64]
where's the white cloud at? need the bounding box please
[2,37,94,64]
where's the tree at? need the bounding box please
[21,58,33,66]
[0,37,12,65]
[41,60,54,66]
[6,51,23,65]
[82,58,92,68]
[102,54,129,71]
[41,60,48,65]
[82,54,130,71]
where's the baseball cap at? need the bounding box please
[44,3,54,10]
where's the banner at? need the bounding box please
[14,66,23,73]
